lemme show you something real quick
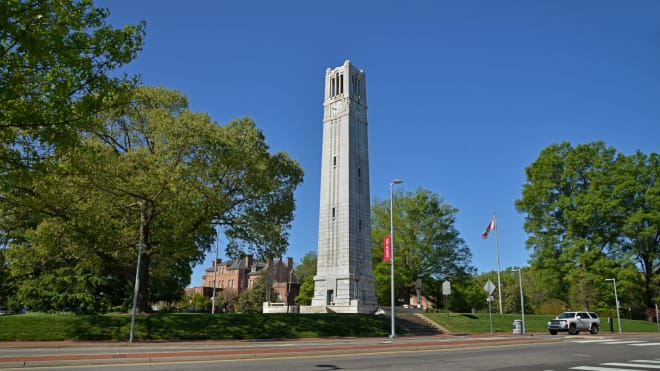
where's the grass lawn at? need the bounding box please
[425,312,660,334]
[0,312,394,342]
[1,312,657,341]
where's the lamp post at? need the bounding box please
[389,179,403,339]
[211,229,219,315]
[605,278,622,333]
[129,200,145,344]
[510,267,525,334]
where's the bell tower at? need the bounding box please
[310,60,376,313]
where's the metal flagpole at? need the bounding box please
[494,212,503,315]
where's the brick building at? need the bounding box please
[186,256,300,308]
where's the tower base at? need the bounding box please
[298,301,378,314]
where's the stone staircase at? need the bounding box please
[395,313,445,336]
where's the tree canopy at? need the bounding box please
[515,142,659,311]
[1,0,144,312]
[293,251,317,305]
[1,0,144,170]
[371,187,475,306]
[1,86,304,312]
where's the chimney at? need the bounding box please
[244,255,253,269]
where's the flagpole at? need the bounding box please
[494,212,503,315]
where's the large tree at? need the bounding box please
[515,142,658,311]
[371,187,474,307]
[2,86,304,312]
[0,0,144,310]
[1,0,144,171]
[612,151,660,308]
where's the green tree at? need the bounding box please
[237,275,266,313]
[2,87,304,312]
[612,151,660,309]
[293,252,316,305]
[294,251,317,282]
[446,277,486,313]
[515,142,658,311]
[371,187,475,307]
[1,0,144,178]
[1,0,143,313]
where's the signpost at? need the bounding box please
[442,280,451,315]
[484,280,496,335]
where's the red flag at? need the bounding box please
[482,216,496,239]
[383,235,391,262]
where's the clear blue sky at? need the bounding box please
[98,0,660,287]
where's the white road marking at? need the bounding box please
[602,341,648,345]
[572,366,651,371]
[603,362,660,369]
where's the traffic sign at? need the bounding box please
[483,280,496,295]
[442,280,451,295]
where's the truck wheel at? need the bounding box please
[568,324,577,335]
[549,330,557,335]
[590,324,599,334]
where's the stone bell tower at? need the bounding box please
[308,60,376,313]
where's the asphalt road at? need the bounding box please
[1,333,659,370]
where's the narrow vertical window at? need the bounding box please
[333,156,337,166]
[357,167,361,177]
[340,73,344,94]
[332,207,335,218]
[359,220,362,230]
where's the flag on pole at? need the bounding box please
[383,235,391,262]
[482,215,496,239]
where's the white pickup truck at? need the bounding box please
[547,311,600,335]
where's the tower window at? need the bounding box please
[340,74,344,94]
[332,207,335,218]
[333,156,337,166]
[357,167,361,177]
[359,220,362,230]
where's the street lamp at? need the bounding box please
[211,228,219,315]
[389,179,403,339]
[510,267,525,334]
[605,278,622,333]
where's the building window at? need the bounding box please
[332,207,335,218]
[359,220,362,230]
[340,73,343,94]
[333,156,337,166]
[330,72,344,98]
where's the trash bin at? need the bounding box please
[513,319,523,334]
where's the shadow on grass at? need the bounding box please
[65,313,391,341]
[460,314,479,319]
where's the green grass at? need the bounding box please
[0,312,394,341]
[1,312,657,342]
[425,312,660,334]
